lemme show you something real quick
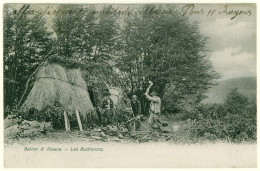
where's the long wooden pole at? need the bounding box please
[64,110,70,131]
[138,121,149,132]
[75,110,83,132]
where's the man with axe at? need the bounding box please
[145,81,162,132]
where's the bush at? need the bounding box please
[186,89,256,142]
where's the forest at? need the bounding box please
[4,4,256,143]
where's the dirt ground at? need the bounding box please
[4,117,181,144]
[4,117,257,168]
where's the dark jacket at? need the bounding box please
[131,100,141,116]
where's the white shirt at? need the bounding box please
[145,93,161,114]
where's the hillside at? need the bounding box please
[202,77,256,104]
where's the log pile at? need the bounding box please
[4,115,52,141]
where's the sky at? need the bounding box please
[178,4,256,80]
[8,4,256,81]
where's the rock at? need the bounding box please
[84,131,91,136]
[91,136,102,140]
[162,121,169,127]
[4,116,21,129]
[130,132,137,138]
[100,132,107,138]
[23,120,41,129]
[166,136,172,141]
[43,122,52,131]
[119,126,128,133]
[21,129,41,138]
[101,138,108,142]
[108,125,118,132]
[91,131,100,137]
[102,127,109,131]
[108,137,120,142]
[4,120,52,140]
[117,133,124,139]
[172,125,180,132]
[161,127,171,133]
[4,125,21,138]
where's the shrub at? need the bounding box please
[186,89,256,142]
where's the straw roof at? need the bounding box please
[20,56,133,126]
[109,87,133,119]
[20,63,95,119]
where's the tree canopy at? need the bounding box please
[4,5,52,111]
[4,4,219,116]
[116,5,219,113]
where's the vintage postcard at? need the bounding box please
[1,1,257,168]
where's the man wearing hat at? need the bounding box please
[145,81,162,132]
[131,95,142,131]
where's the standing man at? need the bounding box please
[145,81,162,132]
[131,95,142,131]
[100,90,114,126]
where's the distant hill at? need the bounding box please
[202,77,256,104]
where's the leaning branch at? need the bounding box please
[17,50,54,108]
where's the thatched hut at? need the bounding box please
[109,87,132,113]
[20,62,97,127]
[108,87,133,122]
[20,56,133,128]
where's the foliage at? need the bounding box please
[116,4,219,114]
[53,5,94,59]
[4,4,219,116]
[4,5,53,115]
[184,89,256,142]
[52,5,122,101]
[53,5,120,62]
[4,4,121,115]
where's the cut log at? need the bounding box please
[92,136,102,140]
